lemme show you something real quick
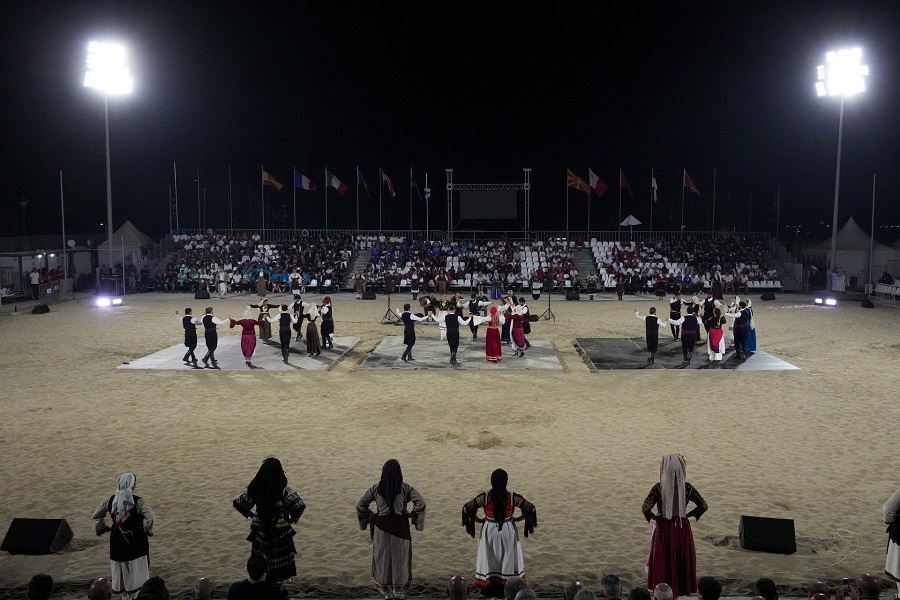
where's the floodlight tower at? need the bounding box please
[84,41,133,270]
[816,47,868,276]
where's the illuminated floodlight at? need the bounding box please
[111,298,123,305]
[816,47,868,97]
[84,41,133,95]
[825,298,838,306]
[95,297,111,307]
[814,297,824,305]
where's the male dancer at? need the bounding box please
[291,296,305,342]
[635,307,667,365]
[200,306,227,368]
[668,305,702,365]
[289,268,302,300]
[725,298,750,360]
[319,297,335,349]
[586,270,600,301]
[434,304,471,365]
[267,304,298,363]
[175,308,201,368]
[437,294,450,341]
[668,293,684,340]
[467,293,490,340]
[216,268,228,299]
[396,303,426,362]
[517,297,532,350]
[701,291,719,342]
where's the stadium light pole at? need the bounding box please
[84,41,133,271]
[816,47,868,279]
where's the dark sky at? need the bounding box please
[2,1,899,242]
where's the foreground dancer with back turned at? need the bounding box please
[230,312,265,368]
[432,304,471,365]
[635,307,667,365]
[462,469,537,599]
[233,458,307,584]
[397,303,427,362]
[200,307,227,368]
[484,306,505,363]
[642,454,707,600]
[267,304,298,364]
[175,308,201,368]
[356,459,427,600]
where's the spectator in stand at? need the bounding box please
[807,582,829,599]
[228,552,286,600]
[754,578,778,600]
[89,578,113,600]
[30,267,40,299]
[564,581,584,600]
[697,577,722,600]
[652,584,673,600]
[836,574,882,600]
[600,575,623,600]
[27,574,53,600]
[514,591,538,600]
[628,588,652,600]
[135,576,168,600]
[504,577,527,600]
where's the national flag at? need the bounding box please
[684,169,700,195]
[262,170,283,191]
[410,168,422,200]
[294,171,317,192]
[325,169,349,195]
[382,170,397,198]
[651,169,658,202]
[619,169,634,198]
[566,169,589,193]
[588,169,608,198]
[356,167,371,198]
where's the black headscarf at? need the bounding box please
[247,457,288,523]
[490,468,508,531]
[377,459,403,515]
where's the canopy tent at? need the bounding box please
[97,221,157,267]
[805,217,898,284]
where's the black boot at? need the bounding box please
[450,352,456,364]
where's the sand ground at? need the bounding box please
[0,291,896,598]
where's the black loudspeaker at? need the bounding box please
[566,290,580,301]
[760,292,776,301]
[362,290,376,300]
[194,291,210,300]
[739,515,796,554]
[861,299,875,308]
[31,304,50,314]
[384,276,396,295]
[1,518,73,554]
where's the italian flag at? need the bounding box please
[326,169,349,196]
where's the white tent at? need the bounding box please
[98,221,157,267]
[806,217,898,283]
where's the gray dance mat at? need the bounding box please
[358,335,564,371]
[118,336,359,372]
[574,337,799,371]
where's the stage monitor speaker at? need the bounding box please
[384,276,396,295]
[1,518,73,554]
[760,292,776,301]
[861,299,875,308]
[194,291,210,300]
[566,290,580,301]
[739,515,796,554]
[362,290,376,300]
[31,304,50,314]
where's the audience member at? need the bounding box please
[808,582,829,599]
[513,590,538,600]
[840,574,881,600]
[227,552,285,600]
[811,594,831,600]
[628,588,653,600]
[193,578,215,600]
[136,577,169,600]
[564,580,585,600]
[697,576,722,600]
[88,578,113,600]
[653,583,673,600]
[600,575,623,600]
[28,574,53,600]
[448,576,469,600]
[754,577,778,600]
[504,577,528,600]
[574,591,598,600]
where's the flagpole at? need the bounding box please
[356,166,360,232]
[775,185,781,243]
[173,163,179,231]
[586,171,591,235]
[869,173,876,287]
[649,169,653,233]
[711,168,717,233]
[60,170,68,281]
[292,166,297,232]
[566,171,570,240]
[379,167,383,231]
[409,167,413,231]
[618,167,622,234]
[261,165,265,231]
[196,165,201,230]
[748,190,752,232]
[324,167,329,233]
[168,183,173,237]
[228,165,233,231]
[681,169,686,231]
[425,173,429,235]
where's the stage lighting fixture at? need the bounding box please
[95,297,111,307]
[112,298,123,305]
[825,298,837,306]
[814,298,823,304]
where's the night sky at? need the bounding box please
[2,1,899,242]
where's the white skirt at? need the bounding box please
[474,520,524,584]
[111,556,149,595]
[887,539,900,581]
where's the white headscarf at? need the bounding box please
[111,473,136,525]
[659,454,687,519]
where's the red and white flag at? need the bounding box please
[381,170,397,198]
[683,169,700,195]
[588,169,608,198]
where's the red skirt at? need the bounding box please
[485,327,502,362]
[647,517,697,599]
[240,332,257,359]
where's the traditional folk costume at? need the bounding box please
[397,307,426,362]
[586,273,600,300]
[701,295,720,342]
[669,296,684,340]
[463,469,536,599]
[437,296,450,341]
[267,309,298,364]
[233,458,306,583]
[511,309,526,357]
[636,311,667,365]
[255,276,268,298]
[615,272,627,300]
[668,311,701,364]
[435,273,449,295]
[711,271,724,301]
[642,454,707,600]
[230,317,265,366]
[706,309,727,363]
[500,301,513,345]
[201,312,227,368]
[884,488,900,590]
[216,270,228,299]
[484,307,505,363]
[518,301,531,349]
[356,460,426,600]
[289,271,303,299]
[354,273,366,299]
[179,313,201,366]
[250,301,274,342]
[291,299,306,342]
[92,473,155,600]
[320,298,335,349]
[724,300,750,360]
[468,297,490,340]
[744,303,757,352]
[303,301,322,357]
[434,309,470,364]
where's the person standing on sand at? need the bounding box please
[635,308,667,365]
[884,488,900,595]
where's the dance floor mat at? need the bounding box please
[117,336,360,372]
[574,337,800,372]
[358,336,564,371]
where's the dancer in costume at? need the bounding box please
[356,459,427,600]
[200,307,227,369]
[291,297,306,342]
[668,293,684,340]
[511,306,527,357]
[432,304,471,365]
[396,303,427,362]
[230,313,265,367]
[462,469,536,599]
[320,297,335,349]
[175,308,201,368]
[642,454,707,600]
[467,293,491,341]
[706,307,727,364]
[249,299,275,343]
[884,488,900,594]
[635,308,667,365]
[724,298,750,360]
[302,300,321,357]
[484,306,505,363]
[743,300,757,352]
[668,305,702,365]
[267,304,298,364]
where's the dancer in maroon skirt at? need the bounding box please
[641,453,707,600]
[230,315,265,367]
[484,305,504,363]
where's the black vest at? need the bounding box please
[645,316,659,338]
[182,315,197,335]
[681,314,700,334]
[279,312,293,330]
[106,495,150,562]
[202,314,217,332]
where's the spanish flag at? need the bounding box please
[262,170,283,191]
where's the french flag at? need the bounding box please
[294,171,317,192]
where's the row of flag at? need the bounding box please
[567,168,701,201]
[261,167,422,200]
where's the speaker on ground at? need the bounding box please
[1,518,73,554]
[31,304,50,314]
[362,290,376,300]
[760,292,776,301]
[194,291,210,300]
[861,299,875,308]
[566,290,580,301]
[739,515,796,554]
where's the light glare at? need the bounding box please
[816,47,868,98]
[95,297,111,307]
[84,41,133,95]
[825,298,838,306]
[112,298,123,305]
[814,298,824,304]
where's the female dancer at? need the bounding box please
[511,305,527,357]
[230,313,265,367]
[462,469,536,599]
[484,306,504,363]
[249,300,275,343]
[706,307,728,364]
[500,296,514,345]
[320,297,335,349]
[642,454,707,600]
[233,458,306,584]
[92,473,155,600]
[356,460,427,600]
[302,300,322,357]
